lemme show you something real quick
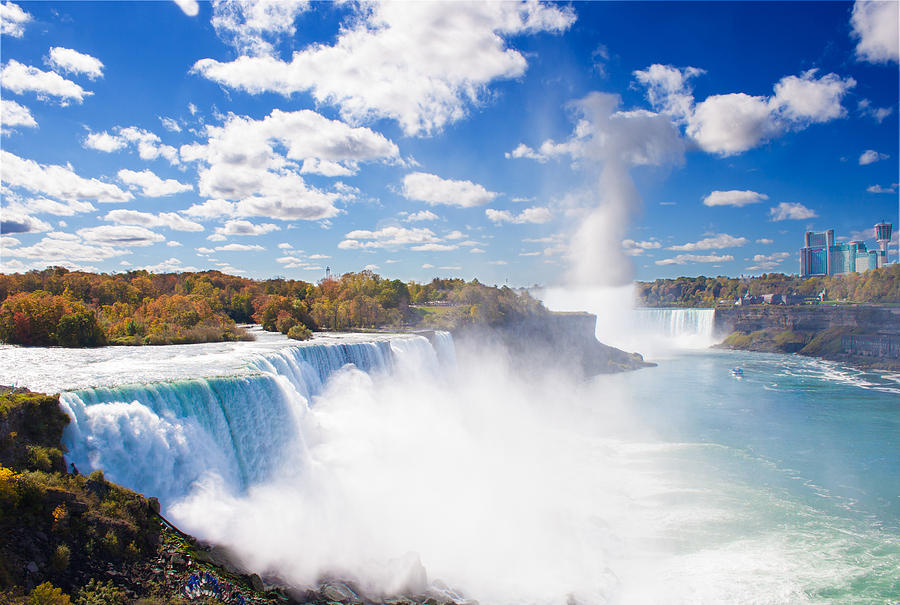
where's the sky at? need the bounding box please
[0,0,897,287]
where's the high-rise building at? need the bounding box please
[799,223,891,277]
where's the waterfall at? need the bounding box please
[632,308,716,342]
[59,333,452,505]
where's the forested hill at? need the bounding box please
[0,268,546,347]
[637,264,900,307]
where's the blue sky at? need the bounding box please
[1,0,897,286]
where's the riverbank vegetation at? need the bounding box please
[637,264,900,307]
[0,268,547,347]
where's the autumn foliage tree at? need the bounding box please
[0,292,105,347]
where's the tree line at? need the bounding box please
[636,263,900,307]
[0,267,547,347]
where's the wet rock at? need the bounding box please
[322,582,359,603]
[250,573,264,592]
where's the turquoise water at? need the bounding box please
[604,349,900,602]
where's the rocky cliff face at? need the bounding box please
[452,311,655,376]
[714,306,900,336]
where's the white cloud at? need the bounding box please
[117,168,193,197]
[1,1,31,38]
[680,69,855,156]
[339,225,442,250]
[1,99,37,132]
[211,0,309,56]
[859,149,889,165]
[633,63,704,121]
[193,1,575,135]
[488,260,507,265]
[867,183,898,193]
[160,117,182,132]
[183,199,237,219]
[621,238,661,256]
[422,264,434,269]
[756,238,774,244]
[470,248,486,254]
[103,209,204,232]
[669,233,748,251]
[78,225,165,246]
[745,251,791,271]
[216,243,264,251]
[485,206,552,224]
[173,0,199,17]
[84,126,179,164]
[851,0,899,64]
[47,47,104,79]
[214,219,279,237]
[167,241,183,247]
[411,243,458,252]
[1,209,52,234]
[0,60,91,105]
[7,196,96,216]
[857,99,894,123]
[402,172,497,207]
[769,202,817,221]
[655,253,734,266]
[1,150,132,202]
[406,210,439,222]
[702,190,769,207]
[363,264,379,271]
[3,232,129,263]
[143,257,200,273]
[277,242,293,249]
[309,253,329,260]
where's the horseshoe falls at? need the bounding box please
[1,328,898,603]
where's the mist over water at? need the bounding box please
[4,327,897,603]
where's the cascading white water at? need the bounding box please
[630,308,717,350]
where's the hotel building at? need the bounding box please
[799,223,892,278]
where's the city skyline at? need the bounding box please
[1,0,898,286]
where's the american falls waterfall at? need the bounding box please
[629,308,717,350]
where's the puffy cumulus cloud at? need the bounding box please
[338,225,444,250]
[634,65,855,157]
[103,209,204,232]
[669,233,748,251]
[687,93,777,156]
[769,202,817,221]
[180,109,398,222]
[405,210,439,222]
[702,190,769,207]
[1,98,37,132]
[3,231,130,263]
[211,0,309,56]
[633,63,704,122]
[183,109,398,177]
[0,60,91,105]
[687,71,854,156]
[1,209,52,234]
[851,0,899,64]
[193,1,575,135]
[83,126,179,164]
[77,225,166,247]
[402,172,498,207]
[160,117,182,132]
[173,0,199,17]
[1,1,31,38]
[621,238,661,256]
[859,149,889,165]
[485,206,552,224]
[655,253,734,266]
[1,150,132,203]
[117,168,192,197]
[746,251,791,271]
[770,70,856,124]
[47,47,104,79]
[142,257,200,273]
[214,219,279,237]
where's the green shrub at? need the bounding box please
[50,544,70,572]
[75,579,125,605]
[29,582,72,605]
[286,324,312,341]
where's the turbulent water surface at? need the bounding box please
[0,316,897,604]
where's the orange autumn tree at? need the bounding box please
[0,291,106,347]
